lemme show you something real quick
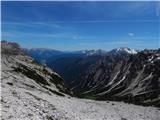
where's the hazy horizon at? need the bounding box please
[2,40,160,52]
[2,1,160,51]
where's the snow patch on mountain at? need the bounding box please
[116,47,137,54]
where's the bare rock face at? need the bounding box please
[1,41,71,96]
[0,41,74,119]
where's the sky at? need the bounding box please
[1,1,160,51]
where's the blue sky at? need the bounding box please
[1,1,160,51]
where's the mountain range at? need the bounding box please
[26,46,160,107]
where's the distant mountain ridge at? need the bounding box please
[110,47,138,54]
[25,47,138,65]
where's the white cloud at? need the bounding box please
[2,22,71,30]
[156,1,160,17]
[128,32,134,37]
[1,31,86,41]
[2,32,15,38]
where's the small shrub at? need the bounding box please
[83,95,97,100]
[46,115,54,120]
[121,118,127,120]
[6,82,13,86]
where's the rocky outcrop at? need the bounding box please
[1,41,71,96]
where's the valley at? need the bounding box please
[26,47,160,107]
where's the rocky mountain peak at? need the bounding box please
[1,40,24,55]
[114,47,137,54]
